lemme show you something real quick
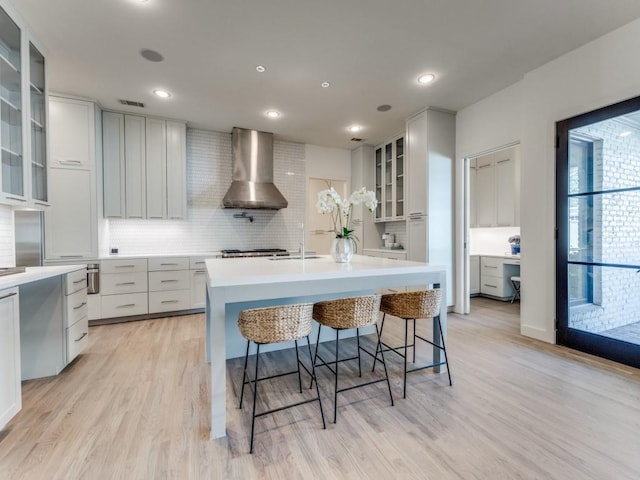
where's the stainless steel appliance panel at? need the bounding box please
[14,211,43,267]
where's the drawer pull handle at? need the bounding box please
[194,261,205,265]
[61,255,83,258]
[6,196,27,202]
[161,300,179,304]
[160,263,179,266]
[116,282,136,286]
[0,292,17,300]
[74,332,88,342]
[73,302,87,310]
[117,303,136,308]
[485,265,498,269]
[478,163,492,169]
[115,265,136,268]
[73,279,86,284]
[483,284,498,288]
[59,159,82,165]
[161,279,178,283]
[194,270,206,274]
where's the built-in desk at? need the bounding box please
[204,254,447,439]
[478,255,520,300]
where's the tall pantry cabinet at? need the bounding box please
[406,108,455,306]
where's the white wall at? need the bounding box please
[457,16,640,343]
[305,144,352,181]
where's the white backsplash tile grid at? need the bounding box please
[108,129,306,254]
[0,205,15,267]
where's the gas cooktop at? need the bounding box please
[221,248,289,258]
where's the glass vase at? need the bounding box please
[331,237,354,263]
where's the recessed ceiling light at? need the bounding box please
[348,125,362,133]
[321,82,330,88]
[417,73,436,85]
[256,65,266,73]
[619,130,633,137]
[153,89,171,98]
[266,110,280,118]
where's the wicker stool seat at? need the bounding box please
[373,289,452,398]
[238,303,325,454]
[311,294,394,423]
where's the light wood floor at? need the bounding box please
[1,298,639,479]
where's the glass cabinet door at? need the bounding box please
[395,137,404,218]
[0,6,24,200]
[385,142,392,219]
[29,42,46,202]
[375,146,382,220]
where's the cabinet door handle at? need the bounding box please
[0,292,17,300]
[33,201,49,206]
[59,159,82,165]
[5,196,27,202]
[478,164,492,169]
[161,279,178,283]
[497,159,510,164]
[73,302,87,310]
[484,265,498,269]
[160,263,179,266]
[483,283,498,288]
[115,265,136,268]
[61,255,83,258]
[161,300,179,304]
[116,282,135,286]
[73,279,86,284]
[117,303,136,308]
[74,332,88,342]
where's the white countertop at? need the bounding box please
[363,248,407,253]
[472,253,520,260]
[206,254,443,288]
[0,265,86,290]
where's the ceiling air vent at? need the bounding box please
[351,137,364,142]
[118,99,145,108]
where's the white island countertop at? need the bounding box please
[204,254,448,439]
[0,265,86,290]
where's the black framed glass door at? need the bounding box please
[556,95,640,369]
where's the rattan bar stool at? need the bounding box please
[372,289,452,398]
[310,294,394,423]
[238,303,326,454]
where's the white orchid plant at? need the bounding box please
[316,186,378,239]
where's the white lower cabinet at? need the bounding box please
[479,256,520,300]
[148,257,191,314]
[101,258,149,318]
[0,287,20,431]
[190,268,207,309]
[470,255,480,295]
[63,269,89,364]
[149,290,191,313]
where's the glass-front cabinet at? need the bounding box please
[0,5,24,204]
[374,134,405,222]
[0,3,48,208]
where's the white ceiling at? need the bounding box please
[13,0,640,149]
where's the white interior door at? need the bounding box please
[307,178,347,254]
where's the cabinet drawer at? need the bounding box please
[149,290,191,313]
[480,257,503,277]
[148,257,189,271]
[65,268,87,295]
[380,251,407,260]
[148,270,190,291]
[190,269,207,309]
[480,274,512,298]
[101,292,148,318]
[189,257,208,270]
[65,288,88,327]
[101,258,147,274]
[102,272,148,295]
[67,316,89,364]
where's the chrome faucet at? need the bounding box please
[299,223,305,260]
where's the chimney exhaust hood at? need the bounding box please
[222,127,288,210]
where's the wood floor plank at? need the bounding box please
[1,301,639,479]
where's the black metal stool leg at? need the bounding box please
[239,340,250,409]
[376,323,394,407]
[249,343,261,454]
[307,335,326,429]
[356,328,362,377]
[334,329,339,423]
[295,339,302,393]
[310,325,322,389]
[436,315,453,386]
[403,318,409,399]
[412,318,417,363]
[372,313,386,372]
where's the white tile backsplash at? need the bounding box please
[0,205,15,267]
[470,226,520,256]
[108,129,306,254]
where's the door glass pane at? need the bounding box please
[30,43,46,202]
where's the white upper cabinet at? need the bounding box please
[471,146,519,228]
[45,96,99,260]
[103,112,186,220]
[0,2,49,209]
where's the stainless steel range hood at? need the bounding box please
[222,127,288,210]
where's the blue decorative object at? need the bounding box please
[511,244,520,255]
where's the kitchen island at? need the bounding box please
[205,254,447,439]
